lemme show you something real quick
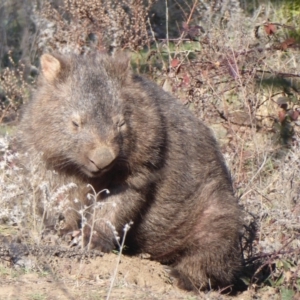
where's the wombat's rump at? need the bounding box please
[19,52,243,290]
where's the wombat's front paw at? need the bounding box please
[68,228,115,252]
[81,226,115,252]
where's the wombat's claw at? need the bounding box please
[163,266,176,285]
[68,230,82,248]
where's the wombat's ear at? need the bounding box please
[110,51,132,82]
[40,54,63,82]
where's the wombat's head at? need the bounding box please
[23,52,135,178]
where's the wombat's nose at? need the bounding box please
[88,147,116,171]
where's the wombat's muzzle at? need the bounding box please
[87,147,116,173]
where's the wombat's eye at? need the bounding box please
[117,119,125,128]
[72,121,79,128]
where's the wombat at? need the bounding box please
[19,52,243,291]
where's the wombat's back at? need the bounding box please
[122,76,242,289]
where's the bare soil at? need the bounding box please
[0,244,272,300]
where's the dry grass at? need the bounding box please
[33,0,155,54]
[0,53,30,123]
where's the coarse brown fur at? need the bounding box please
[19,52,243,291]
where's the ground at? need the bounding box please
[0,248,261,300]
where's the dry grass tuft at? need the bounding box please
[0,53,30,123]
